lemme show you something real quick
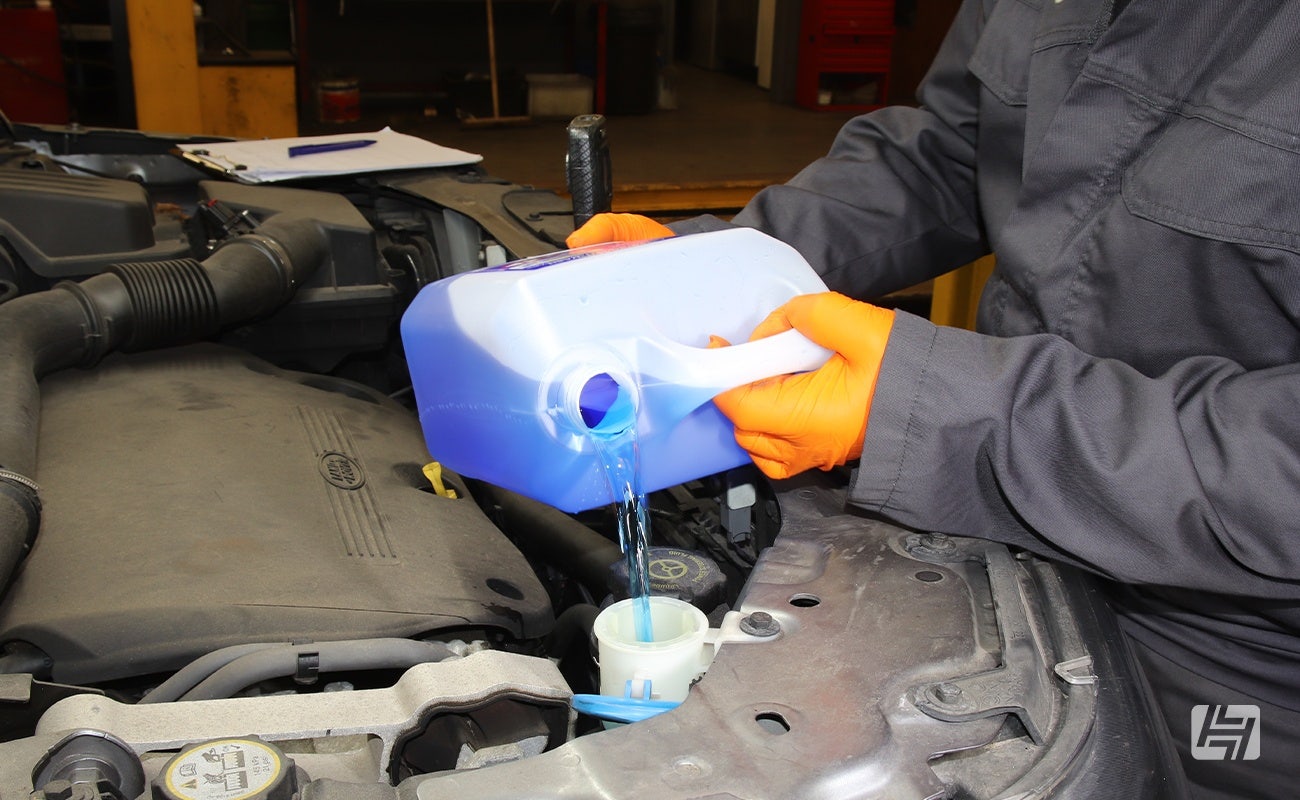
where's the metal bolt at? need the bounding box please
[920,532,955,551]
[739,611,781,637]
[935,682,963,702]
[905,531,959,560]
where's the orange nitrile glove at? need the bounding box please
[710,292,895,480]
[566,213,675,248]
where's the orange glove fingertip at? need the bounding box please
[566,213,675,248]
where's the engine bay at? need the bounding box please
[9,345,554,686]
[0,120,1184,799]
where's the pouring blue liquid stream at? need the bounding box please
[573,331,833,643]
[581,378,654,643]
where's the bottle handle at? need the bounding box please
[637,328,832,421]
[695,329,833,391]
[560,329,833,434]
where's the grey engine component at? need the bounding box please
[0,344,553,685]
[0,165,555,689]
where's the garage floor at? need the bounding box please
[305,63,861,205]
[304,62,938,314]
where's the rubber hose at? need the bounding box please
[0,213,327,600]
[0,640,52,677]
[476,482,622,599]
[0,486,38,611]
[108,258,220,351]
[139,642,289,704]
[544,603,600,662]
[176,638,457,702]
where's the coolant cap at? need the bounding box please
[154,737,299,800]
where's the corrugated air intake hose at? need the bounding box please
[0,213,328,596]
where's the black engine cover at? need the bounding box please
[1,345,553,684]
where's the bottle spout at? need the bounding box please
[554,354,641,438]
[576,372,637,435]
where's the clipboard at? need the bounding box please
[177,147,251,178]
[175,127,483,184]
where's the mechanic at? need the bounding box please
[566,0,1300,796]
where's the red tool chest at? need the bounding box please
[0,7,69,125]
[796,0,895,112]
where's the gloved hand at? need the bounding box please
[566,213,675,248]
[710,292,895,479]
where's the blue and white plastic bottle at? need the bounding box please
[399,227,831,512]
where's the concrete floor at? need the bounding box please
[305,63,860,194]
[301,64,937,313]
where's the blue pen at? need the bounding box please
[287,139,377,158]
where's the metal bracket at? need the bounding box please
[722,478,757,544]
[912,547,1054,744]
[0,674,31,704]
[1054,655,1097,686]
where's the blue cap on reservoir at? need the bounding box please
[398,227,832,512]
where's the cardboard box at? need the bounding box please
[526,74,594,120]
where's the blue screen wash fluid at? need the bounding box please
[399,228,832,516]
[588,427,654,641]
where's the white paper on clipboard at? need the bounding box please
[176,127,482,183]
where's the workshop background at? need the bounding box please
[0,0,983,322]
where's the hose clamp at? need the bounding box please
[224,232,298,302]
[0,467,42,547]
[54,280,111,367]
[0,468,38,497]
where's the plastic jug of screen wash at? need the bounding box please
[399,227,831,513]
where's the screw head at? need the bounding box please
[920,532,955,551]
[935,682,963,702]
[739,611,781,637]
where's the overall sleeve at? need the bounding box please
[856,312,1300,599]
[673,0,990,299]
